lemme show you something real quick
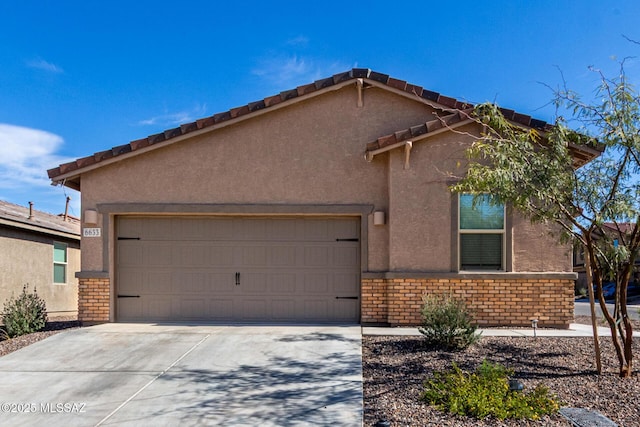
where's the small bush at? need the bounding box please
[422,360,560,420]
[2,285,48,338]
[418,292,480,350]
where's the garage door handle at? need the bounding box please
[235,272,240,286]
[335,296,358,300]
[117,294,140,298]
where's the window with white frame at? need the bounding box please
[53,242,68,284]
[459,194,505,271]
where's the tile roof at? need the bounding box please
[366,109,475,152]
[603,222,636,234]
[47,68,557,187]
[0,200,80,238]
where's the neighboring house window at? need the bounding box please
[459,194,505,271]
[53,242,68,284]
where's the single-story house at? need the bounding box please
[48,68,600,327]
[0,200,80,318]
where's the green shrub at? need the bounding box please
[418,292,480,350]
[2,285,48,338]
[422,360,561,420]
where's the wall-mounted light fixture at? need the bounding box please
[373,211,386,226]
[84,209,98,225]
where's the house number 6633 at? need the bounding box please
[83,228,101,237]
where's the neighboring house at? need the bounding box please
[574,222,640,293]
[0,200,80,318]
[47,68,600,327]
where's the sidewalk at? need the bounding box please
[363,323,640,338]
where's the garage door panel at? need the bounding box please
[304,300,329,320]
[242,246,268,266]
[209,247,233,266]
[118,243,143,266]
[210,299,235,320]
[117,216,360,323]
[118,217,143,237]
[304,273,329,293]
[271,299,297,321]
[304,246,329,266]
[175,244,209,267]
[304,220,329,240]
[180,299,208,319]
[243,273,267,293]
[242,299,268,320]
[334,246,359,266]
[209,272,236,291]
[271,273,296,293]
[173,271,207,293]
[145,244,173,266]
[119,298,142,320]
[270,246,297,266]
[267,219,298,240]
[147,298,172,319]
[118,271,143,294]
[146,271,172,293]
[333,300,359,321]
[238,219,267,240]
[333,220,359,238]
[143,218,175,240]
[174,218,210,240]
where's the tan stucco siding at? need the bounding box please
[80,86,437,272]
[0,230,79,316]
[511,214,572,272]
[77,84,571,276]
[386,124,472,271]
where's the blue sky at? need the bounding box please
[1,1,639,216]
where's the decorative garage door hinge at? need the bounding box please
[117,294,140,298]
[336,238,359,242]
[335,296,359,300]
[117,237,141,240]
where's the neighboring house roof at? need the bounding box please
[603,222,636,235]
[0,200,80,240]
[47,68,602,189]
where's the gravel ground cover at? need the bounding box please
[364,316,640,426]
[0,317,79,357]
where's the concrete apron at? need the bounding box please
[0,324,363,427]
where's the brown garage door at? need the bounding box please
[116,216,360,323]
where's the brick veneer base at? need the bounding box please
[78,277,110,323]
[362,277,574,328]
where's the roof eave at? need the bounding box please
[48,77,368,184]
[0,217,80,240]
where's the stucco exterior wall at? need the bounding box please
[512,214,572,272]
[386,124,471,271]
[0,228,79,317]
[79,84,572,277]
[80,86,436,272]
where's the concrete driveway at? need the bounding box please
[0,324,363,427]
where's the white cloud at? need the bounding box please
[26,58,64,74]
[251,36,353,90]
[0,123,78,215]
[285,36,309,47]
[0,124,69,187]
[252,53,352,90]
[138,104,207,127]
